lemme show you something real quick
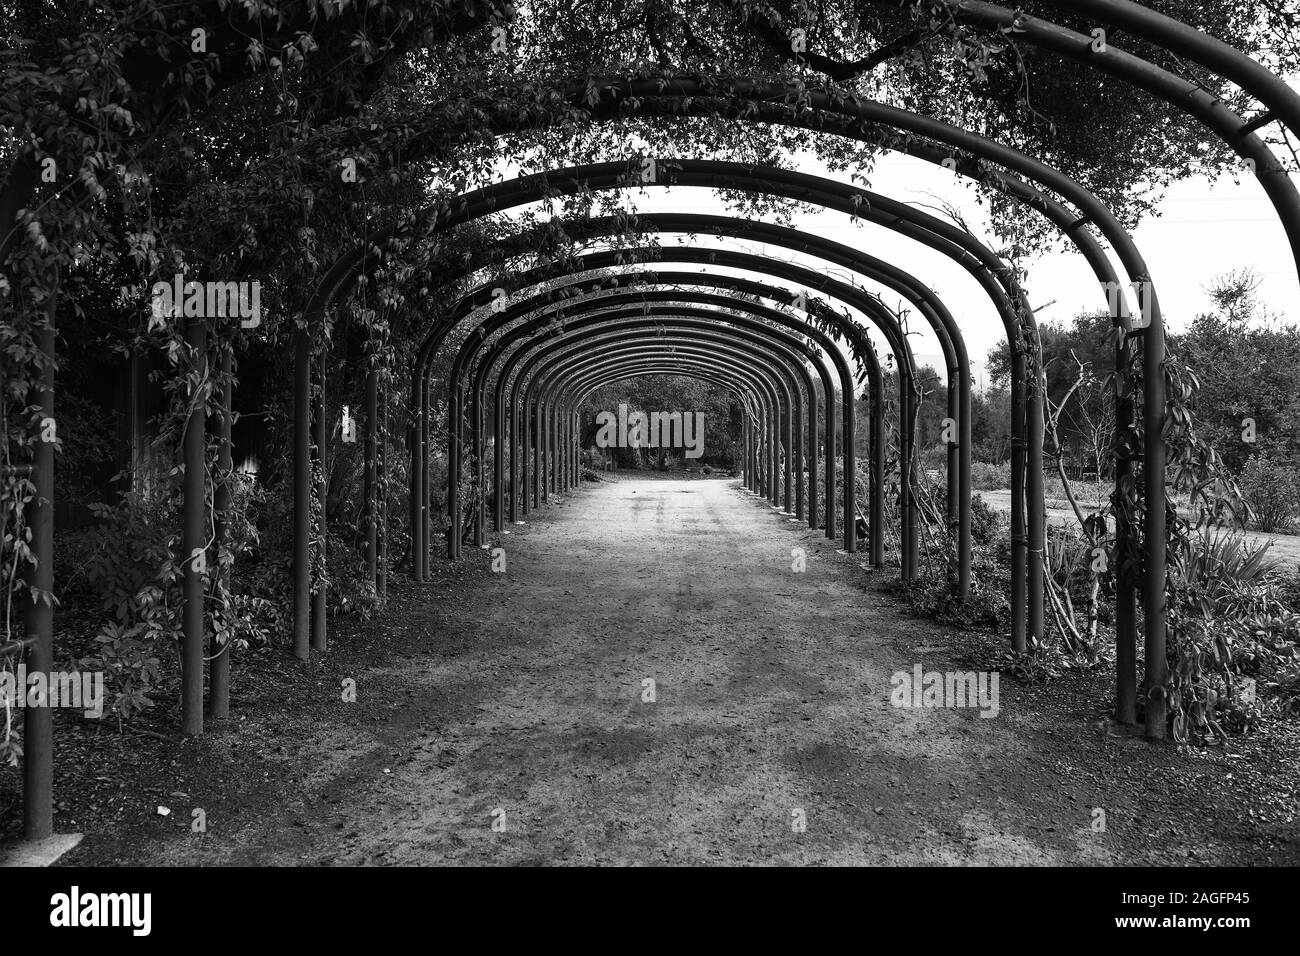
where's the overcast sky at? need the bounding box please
[497,142,1300,393]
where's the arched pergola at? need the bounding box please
[450,295,860,544]
[16,0,1300,844]
[441,272,899,548]
[418,238,958,579]
[495,319,831,533]
[378,159,1045,651]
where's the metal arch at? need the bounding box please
[377,162,1034,658]
[500,317,825,529]
[541,346,795,510]
[347,80,1185,692]
[448,286,859,536]
[436,257,922,576]
[517,334,803,519]
[520,337,796,507]
[414,248,916,576]
[558,357,784,499]
[413,160,1044,647]
[309,140,1154,665]
[299,155,1100,654]
[558,354,793,505]
[493,315,821,529]
[418,211,968,498]
[560,359,773,484]
[555,350,798,502]
[422,259,886,548]
[1049,0,1300,137]
[500,325,811,516]
[455,273,895,546]
[452,292,857,549]
[476,279,876,515]
[554,357,775,492]
[522,323,818,519]
[532,337,801,512]
[407,218,976,588]
[850,1,1300,247]
[472,301,855,542]
[562,364,764,459]
[540,346,792,504]
[562,363,769,476]
[436,279,854,563]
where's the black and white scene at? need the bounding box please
[0,0,1297,926]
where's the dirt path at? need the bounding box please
[56,476,1299,866]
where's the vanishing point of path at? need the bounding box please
[68,476,1298,866]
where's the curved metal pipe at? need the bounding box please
[480,308,849,539]
[530,326,812,513]
[503,320,818,528]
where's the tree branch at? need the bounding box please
[716,0,934,82]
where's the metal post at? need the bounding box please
[793,389,805,519]
[958,373,972,599]
[210,339,232,720]
[510,389,521,523]
[421,374,430,577]
[409,375,421,582]
[1114,332,1137,724]
[364,365,378,585]
[522,397,532,516]
[378,383,389,598]
[311,354,327,652]
[21,282,56,838]
[1143,303,1169,740]
[870,388,884,566]
[824,390,836,543]
[448,383,462,559]
[1010,354,1027,654]
[494,394,507,531]
[1027,355,1047,646]
[293,328,310,659]
[181,314,206,736]
[900,381,913,579]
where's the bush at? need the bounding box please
[1167,529,1300,740]
[895,545,1010,631]
[63,475,281,726]
[969,493,1002,545]
[71,492,181,723]
[971,461,1010,491]
[1240,453,1300,533]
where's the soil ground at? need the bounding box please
[4,475,1299,865]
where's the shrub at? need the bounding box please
[1240,453,1300,533]
[971,461,1010,491]
[895,544,1010,631]
[969,493,1002,545]
[72,492,181,724]
[1167,529,1300,740]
